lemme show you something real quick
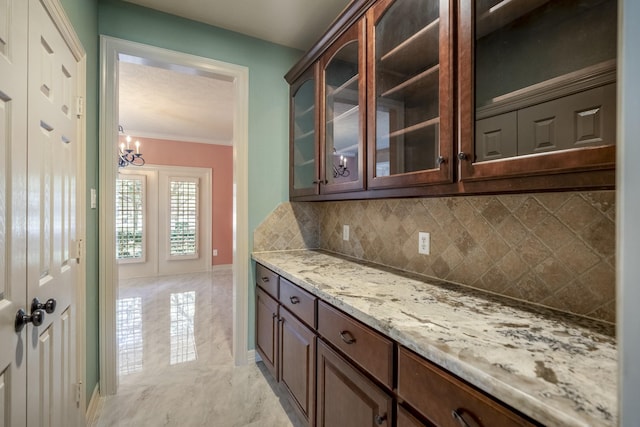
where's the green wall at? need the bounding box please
[59,0,100,405]
[59,0,299,405]
[98,0,299,346]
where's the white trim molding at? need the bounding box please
[85,383,102,425]
[99,36,250,395]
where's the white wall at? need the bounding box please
[618,0,640,425]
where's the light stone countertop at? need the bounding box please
[251,249,617,427]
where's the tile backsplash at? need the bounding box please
[253,191,615,323]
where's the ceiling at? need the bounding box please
[124,0,351,50]
[119,0,351,145]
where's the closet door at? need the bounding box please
[0,0,29,424]
[26,0,83,425]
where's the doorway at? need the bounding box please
[99,36,250,395]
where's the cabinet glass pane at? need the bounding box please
[292,79,316,190]
[325,41,359,184]
[474,0,617,162]
[374,0,440,177]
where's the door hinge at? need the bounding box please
[76,96,84,118]
[71,239,83,264]
[76,382,83,407]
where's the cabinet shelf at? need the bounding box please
[295,129,316,140]
[380,18,439,75]
[329,74,359,100]
[295,104,315,118]
[386,117,439,139]
[476,0,551,39]
[329,105,359,124]
[381,64,439,99]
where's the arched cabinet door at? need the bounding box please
[290,63,320,198]
[320,18,367,194]
[367,0,454,190]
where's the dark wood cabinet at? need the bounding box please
[317,301,393,388]
[290,64,320,198]
[397,347,539,427]
[366,0,454,189]
[256,262,544,427]
[320,18,367,194]
[256,287,279,380]
[256,264,318,426]
[457,0,617,185]
[316,340,392,427]
[279,307,316,425]
[286,0,617,201]
[397,404,431,427]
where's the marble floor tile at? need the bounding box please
[92,269,302,427]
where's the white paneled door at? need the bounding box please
[0,0,29,425]
[0,0,83,426]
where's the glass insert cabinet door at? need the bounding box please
[367,0,453,189]
[459,0,617,180]
[321,19,366,193]
[290,64,319,197]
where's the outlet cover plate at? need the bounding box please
[343,225,350,241]
[419,232,430,255]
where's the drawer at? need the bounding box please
[397,404,431,427]
[279,277,316,328]
[397,347,538,427]
[256,263,279,298]
[317,301,393,389]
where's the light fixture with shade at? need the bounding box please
[118,125,145,167]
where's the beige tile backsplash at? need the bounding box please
[253,191,615,323]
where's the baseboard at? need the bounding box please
[85,384,102,426]
[248,349,262,363]
[212,263,233,272]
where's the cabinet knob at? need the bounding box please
[457,152,468,161]
[374,414,387,425]
[339,330,356,344]
[261,276,269,282]
[437,156,446,165]
[289,296,300,304]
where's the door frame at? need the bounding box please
[99,36,250,395]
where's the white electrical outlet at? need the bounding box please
[213,249,218,256]
[343,225,350,241]
[418,232,430,255]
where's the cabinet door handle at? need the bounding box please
[451,409,476,427]
[374,414,387,425]
[457,152,468,161]
[289,296,300,304]
[261,276,269,282]
[339,330,356,344]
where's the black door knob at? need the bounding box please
[31,297,57,314]
[15,308,46,333]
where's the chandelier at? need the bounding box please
[333,148,350,178]
[118,125,145,167]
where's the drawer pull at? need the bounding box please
[289,296,300,304]
[339,330,356,344]
[451,409,476,427]
[374,414,387,425]
[261,276,269,282]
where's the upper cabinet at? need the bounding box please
[458,0,617,181]
[367,0,453,189]
[286,0,617,201]
[290,64,319,198]
[321,18,367,194]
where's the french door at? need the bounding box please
[117,165,211,279]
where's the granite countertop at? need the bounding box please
[251,249,617,427]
